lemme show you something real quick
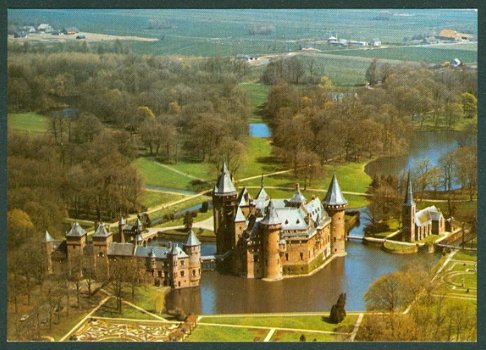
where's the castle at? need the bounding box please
[44,220,202,289]
[212,163,348,281]
[401,172,449,242]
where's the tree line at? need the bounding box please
[8,51,251,165]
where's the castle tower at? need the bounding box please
[260,200,283,281]
[66,222,87,258]
[118,217,126,243]
[402,171,416,242]
[237,187,252,216]
[43,231,55,274]
[168,243,180,288]
[288,183,306,207]
[183,230,202,287]
[212,162,238,254]
[324,174,348,256]
[92,223,113,269]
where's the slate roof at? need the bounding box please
[234,206,247,222]
[237,187,252,206]
[404,171,415,206]
[185,230,201,246]
[288,183,306,204]
[93,223,112,238]
[107,243,135,256]
[260,200,281,226]
[214,162,237,195]
[44,230,55,242]
[135,246,170,259]
[66,222,87,237]
[415,206,443,227]
[324,174,347,206]
[169,244,189,258]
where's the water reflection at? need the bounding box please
[165,239,440,314]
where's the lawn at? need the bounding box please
[199,314,358,333]
[140,191,186,209]
[131,285,170,315]
[186,325,267,342]
[271,330,343,342]
[168,161,212,181]
[453,250,477,262]
[239,82,270,123]
[133,158,196,190]
[383,240,417,253]
[8,112,49,133]
[149,195,211,222]
[93,297,160,320]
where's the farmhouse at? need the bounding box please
[212,163,348,280]
[437,29,472,41]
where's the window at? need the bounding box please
[181,271,185,277]
[285,253,289,261]
[192,269,196,277]
[181,260,185,266]
[300,252,304,260]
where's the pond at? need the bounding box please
[365,131,473,188]
[249,123,271,138]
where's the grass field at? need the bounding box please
[327,46,477,64]
[140,191,186,209]
[239,82,270,122]
[93,297,160,320]
[8,112,49,133]
[186,325,267,342]
[133,158,196,190]
[199,314,357,332]
[271,330,340,342]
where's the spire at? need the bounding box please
[404,170,415,206]
[44,230,55,242]
[256,175,269,201]
[234,206,247,222]
[324,174,347,206]
[237,187,252,206]
[289,183,306,204]
[261,173,264,187]
[260,200,281,226]
[214,162,237,195]
[184,229,201,246]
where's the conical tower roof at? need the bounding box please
[93,222,112,237]
[404,171,415,206]
[237,187,252,206]
[44,230,55,242]
[324,174,347,206]
[260,200,281,226]
[66,222,87,237]
[214,162,237,195]
[234,206,247,222]
[184,229,201,247]
[289,183,306,204]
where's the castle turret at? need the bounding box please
[402,171,416,242]
[43,230,55,274]
[260,201,283,281]
[324,174,348,256]
[183,230,201,287]
[237,187,252,216]
[288,183,306,207]
[118,217,126,243]
[66,222,87,258]
[168,243,180,288]
[212,162,238,254]
[93,222,113,269]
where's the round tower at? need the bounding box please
[212,162,238,254]
[183,230,201,287]
[260,201,283,281]
[324,174,348,256]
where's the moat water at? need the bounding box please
[163,130,469,314]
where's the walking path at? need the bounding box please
[263,328,276,342]
[349,313,364,341]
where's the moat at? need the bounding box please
[163,130,468,314]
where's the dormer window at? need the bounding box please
[296,219,300,224]
[285,219,288,224]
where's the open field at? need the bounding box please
[239,82,270,122]
[133,158,197,190]
[327,46,477,64]
[187,325,267,342]
[140,191,187,209]
[8,112,49,133]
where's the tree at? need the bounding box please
[365,58,379,85]
[461,92,477,119]
[109,258,131,313]
[453,145,477,201]
[7,209,34,249]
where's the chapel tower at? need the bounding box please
[402,171,416,242]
